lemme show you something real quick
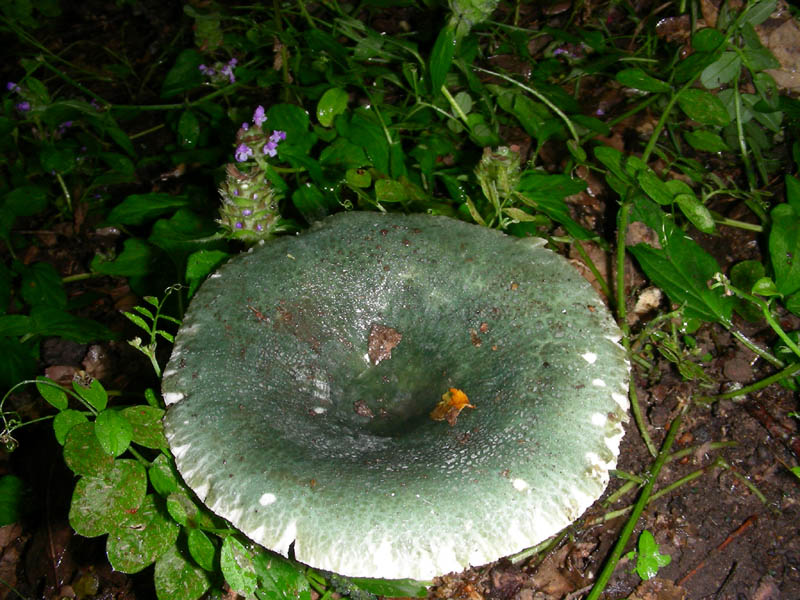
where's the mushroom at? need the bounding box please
[162,212,629,581]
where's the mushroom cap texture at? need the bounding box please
[162,212,629,580]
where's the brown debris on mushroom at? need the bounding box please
[367,323,403,365]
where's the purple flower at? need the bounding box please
[252,105,267,128]
[256,224,263,231]
[235,143,253,162]
[16,101,30,112]
[220,60,236,83]
[263,141,278,157]
[58,121,73,134]
[241,122,249,131]
[242,209,253,216]
[6,82,19,93]
[235,222,244,229]
[198,64,215,76]
[269,130,286,143]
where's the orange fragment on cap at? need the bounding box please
[430,388,474,426]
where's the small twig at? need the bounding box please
[676,515,757,586]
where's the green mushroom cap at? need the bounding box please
[162,212,629,580]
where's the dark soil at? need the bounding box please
[2,1,799,600]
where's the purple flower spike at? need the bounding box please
[16,101,30,112]
[263,141,278,157]
[252,105,267,128]
[235,143,253,162]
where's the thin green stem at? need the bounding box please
[697,362,800,403]
[112,82,242,112]
[55,172,72,213]
[730,328,784,369]
[617,200,658,457]
[585,409,685,600]
[129,123,166,141]
[471,66,580,143]
[571,241,612,301]
[440,85,470,127]
[715,216,763,232]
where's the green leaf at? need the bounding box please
[99,152,136,177]
[316,88,349,127]
[745,0,777,26]
[149,454,180,497]
[0,337,37,390]
[769,203,800,296]
[517,172,594,240]
[0,475,25,525]
[177,110,201,149]
[683,129,729,152]
[266,104,311,144]
[40,145,77,174]
[637,171,673,206]
[30,306,115,343]
[154,543,211,600]
[346,168,372,188]
[752,277,780,296]
[186,250,230,298]
[3,185,49,218]
[36,376,68,410]
[20,262,66,308]
[616,68,671,93]
[72,378,108,411]
[594,146,630,184]
[730,260,766,321]
[786,292,800,316]
[107,193,191,226]
[69,458,147,537]
[253,550,311,600]
[53,409,88,445]
[292,183,332,224]
[107,494,180,574]
[692,28,725,52]
[91,238,155,277]
[161,49,204,98]
[429,24,457,93]
[627,530,671,580]
[628,234,733,323]
[187,528,216,571]
[742,46,780,72]
[95,409,134,457]
[787,175,800,213]
[677,89,731,127]
[149,209,222,266]
[63,421,115,477]
[675,193,715,234]
[375,178,409,203]
[345,577,429,598]
[347,110,390,175]
[700,52,741,89]
[221,536,258,596]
